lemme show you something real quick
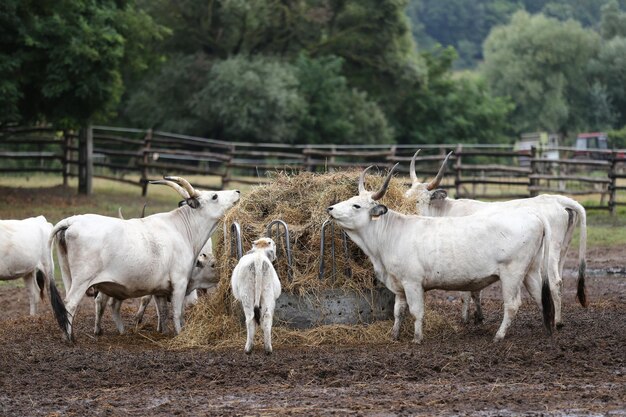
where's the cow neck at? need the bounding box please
[343,210,406,265]
[169,206,214,258]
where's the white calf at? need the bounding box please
[231,237,281,354]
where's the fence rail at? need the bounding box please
[1,125,625,214]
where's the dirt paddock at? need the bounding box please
[1,249,625,416]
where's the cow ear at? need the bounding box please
[369,204,388,217]
[430,189,447,200]
[186,197,200,209]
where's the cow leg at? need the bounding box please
[135,295,152,325]
[494,277,523,342]
[24,272,39,316]
[154,296,169,333]
[403,283,425,344]
[111,298,125,334]
[392,291,407,341]
[94,292,109,335]
[472,291,484,324]
[261,299,276,355]
[461,291,471,324]
[64,279,94,342]
[244,305,256,354]
[171,283,187,334]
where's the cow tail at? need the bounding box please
[540,219,555,335]
[575,205,588,308]
[36,270,46,300]
[48,221,71,340]
[253,255,264,325]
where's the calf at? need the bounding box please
[231,237,281,354]
[0,216,54,315]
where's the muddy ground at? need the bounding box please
[1,251,625,416]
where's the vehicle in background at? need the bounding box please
[574,132,611,160]
[514,132,560,167]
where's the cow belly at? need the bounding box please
[94,282,171,300]
[423,275,499,292]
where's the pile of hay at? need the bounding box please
[169,169,456,350]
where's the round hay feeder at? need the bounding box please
[176,170,416,347]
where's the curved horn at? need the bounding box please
[163,176,198,197]
[149,179,191,199]
[358,165,375,194]
[426,151,453,191]
[409,149,421,184]
[371,163,399,201]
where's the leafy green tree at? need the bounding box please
[395,47,513,144]
[190,55,306,144]
[124,54,212,134]
[295,55,393,145]
[0,0,166,128]
[481,11,600,135]
[588,37,626,127]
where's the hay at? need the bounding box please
[169,294,460,350]
[169,169,442,350]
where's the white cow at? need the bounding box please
[90,205,217,335]
[132,238,217,331]
[0,216,54,315]
[405,150,587,326]
[231,237,281,354]
[327,164,555,343]
[47,176,240,341]
[93,238,216,335]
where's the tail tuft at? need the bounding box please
[576,260,587,307]
[542,279,555,336]
[36,270,46,300]
[253,305,261,325]
[49,278,70,339]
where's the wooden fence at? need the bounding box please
[1,125,625,213]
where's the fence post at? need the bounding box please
[140,128,153,196]
[222,143,235,189]
[78,125,93,195]
[62,130,71,186]
[454,144,462,198]
[529,146,538,197]
[608,151,617,216]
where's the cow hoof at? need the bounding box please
[94,329,103,336]
[265,349,273,355]
[556,322,564,330]
[244,349,252,355]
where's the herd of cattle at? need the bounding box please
[0,152,588,353]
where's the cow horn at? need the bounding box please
[371,163,399,200]
[409,149,421,184]
[149,179,191,199]
[358,165,374,194]
[426,151,453,191]
[163,176,198,197]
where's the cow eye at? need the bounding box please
[212,194,218,200]
[353,204,361,209]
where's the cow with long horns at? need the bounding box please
[405,150,587,326]
[47,176,240,341]
[327,164,555,342]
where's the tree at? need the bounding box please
[191,55,306,144]
[0,0,166,128]
[294,55,393,145]
[481,11,600,135]
[395,47,513,144]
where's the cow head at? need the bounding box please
[188,251,218,292]
[404,150,453,215]
[150,176,240,221]
[326,164,398,230]
[252,237,277,262]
